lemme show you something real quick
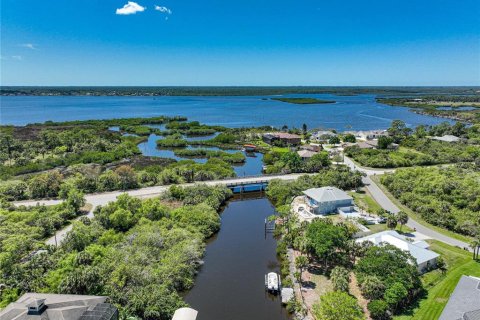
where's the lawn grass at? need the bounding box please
[271,146,290,153]
[349,189,413,234]
[394,241,480,320]
[349,190,382,213]
[370,175,472,244]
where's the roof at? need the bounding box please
[273,132,302,139]
[357,141,376,149]
[0,293,109,320]
[297,150,317,158]
[356,230,440,266]
[172,308,198,320]
[432,135,461,143]
[439,275,480,320]
[264,132,301,139]
[303,187,352,203]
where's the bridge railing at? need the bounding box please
[224,172,293,181]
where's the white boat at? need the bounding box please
[265,272,281,292]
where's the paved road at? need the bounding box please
[343,156,471,250]
[15,161,472,250]
[14,174,307,245]
[363,176,471,250]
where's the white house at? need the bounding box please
[303,187,354,215]
[356,230,439,273]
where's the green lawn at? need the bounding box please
[271,146,290,153]
[394,241,480,320]
[370,175,472,244]
[349,190,382,213]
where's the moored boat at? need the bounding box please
[243,144,257,152]
[265,272,281,293]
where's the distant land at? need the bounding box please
[1,86,479,97]
[271,97,335,104]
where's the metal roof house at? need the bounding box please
[439,275,480,320]
[303,187,353,215]
[356,230,440,273]
[0,293,118,320]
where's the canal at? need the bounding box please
[184,195,292,320]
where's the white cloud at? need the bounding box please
[12,55,22,60]
[116,2,146,15]
[21,43,37,50]
[155,5,172,14]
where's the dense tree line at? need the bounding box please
[266,166,364,207]
[345,122,480,168]
[0,184,232,319]
[381,165,480,236]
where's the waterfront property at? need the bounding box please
[311,130,337,142]
[300,144,323,152]
[0,293,118,320]
[302,186,354,215]
[349,129,389,140]
[356,230,440,273]
[262,132,302,146]
[439,275,480,320]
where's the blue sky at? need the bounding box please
[1,0,479,86]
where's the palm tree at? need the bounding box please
[396,211,409,232]
[386,214,398,230]
[295,255,309,284]
[470,237,480,260]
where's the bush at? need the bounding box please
[368,300,390,320]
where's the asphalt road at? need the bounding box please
[14,174,307,245]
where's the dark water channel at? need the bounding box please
[184,196,292,320]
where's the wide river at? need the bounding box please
[0,94,450,130]
[185,196,291,320]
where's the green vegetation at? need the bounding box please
[0,117,243,200]
[0,184,233,319]
[345,121,480,168]
[380,165,480,236]
[156,136,189,148]
[356,245,422,317]
[272,97,336,104]
[266,166,364,206]
[313,291,365,320]
[263,150,331,174]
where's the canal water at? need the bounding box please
[185,196,292,320]
[138,133,264,176]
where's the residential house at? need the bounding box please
[356,230,440,273]
[300,144,323,152]
[303,187,354,215]
[345,130,389,141]
[311,130,337,143]
[0,293,118,320]
[439,275,480,320]
[262,132,302,146]
[297,149,317,160]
